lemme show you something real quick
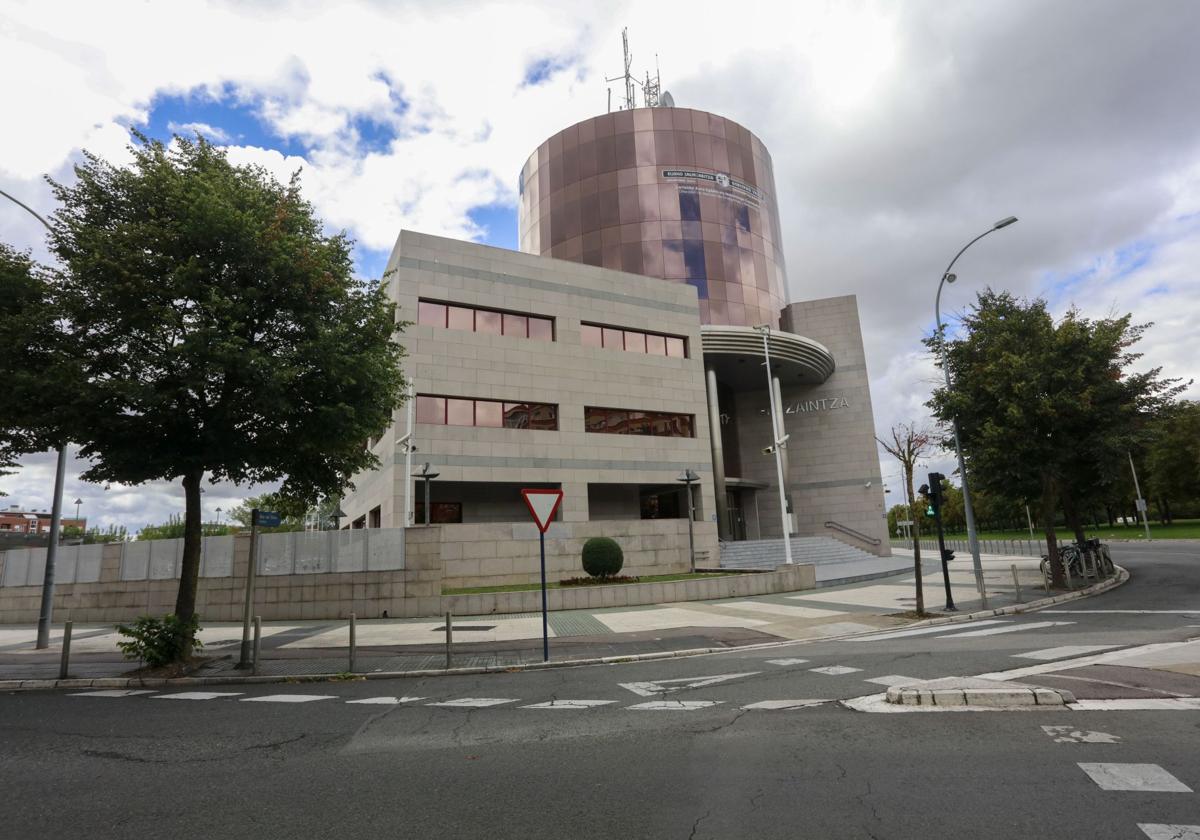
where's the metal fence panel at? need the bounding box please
[54,545,79,584]
[201,536,234,578]
[258,532,294,575]
[121,542,150,580]
[148,539,182,579]
[76,545,105,583]
[2,549,32,587]
[367,528,405,571]
[333,530,367,572]
[294,531,332,574]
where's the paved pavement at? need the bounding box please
[1,542,1196,839]
[0,554,1053,680]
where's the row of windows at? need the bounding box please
[417,300,554,341]
[418,299,687,358]
[584,406,695,437]
[580,323,687,357]
[415,395,694,438]
[415,395,559,430]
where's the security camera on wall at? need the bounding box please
[762,445,776,455]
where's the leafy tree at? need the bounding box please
[0,244,64,495]
[44,134,407,657]
[137,515,235,541]
[877,422,936,615]
[1144,401,1200,523]
[61,524,129,544]
[927,290,1182,585]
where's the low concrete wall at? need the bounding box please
[443,564,815,617]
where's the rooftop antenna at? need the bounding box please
[643,54,661,108]
[605,27,637,110]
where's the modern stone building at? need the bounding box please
[341,105,889,569]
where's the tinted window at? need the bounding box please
[679,192,701,221]
[447,306,475,331]
[475,400,502,427]
[446,398,474,426]
[601,327,623,349]
[476,309,502,334]
[623,331,646,353]
[666,337,685,358]
[418,301,446,327]
[646,334,666,355]
[503,313,528,337]
[415,396,445,424]
[529,317,553,341]
[581,323,603,347]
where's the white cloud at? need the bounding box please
[166,120,233,144]
[2,0,1199,528]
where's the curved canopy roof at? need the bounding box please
[700,325,835,391]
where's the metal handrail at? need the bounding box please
[824,521,882,546]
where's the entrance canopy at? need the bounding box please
[700,325,835,391]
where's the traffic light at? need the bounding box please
[927,472,945,513]
[917,483,935,517]
[941,548,955,564]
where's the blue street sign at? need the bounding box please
[256,511,281,527]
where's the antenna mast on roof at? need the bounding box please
[605,27,637,111]
[604,29,671,111]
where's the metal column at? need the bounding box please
[704,365,730,540]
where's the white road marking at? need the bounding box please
[1139,825,1200,840]
[1077,763,1192,792]
[345,696,425,705]
[240,694,337,703]
[627,700,723,711]
[765,658,809,666]
[1070,698,1200,711]
[1041,726,1120,743]
[1013,645,1120,660]
[1042,610,1200,614]
[426,698,517,708]
[978,640,1200,681]
[843,620,1009,642]
[741,700,828,710]
[936,620,1072,638]
[809,665,862,676]
[152,692,242,701]
[619,672,759,697]
[863,675,921,687]
[520,700,617,709]
[71,689,156,697]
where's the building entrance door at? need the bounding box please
[726,490,747,541]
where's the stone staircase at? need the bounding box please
[716,536,880,571]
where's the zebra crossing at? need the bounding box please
[842,618,1077,643]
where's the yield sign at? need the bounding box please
[521,488,563,533]
[619,672,761,697]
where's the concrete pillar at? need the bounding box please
[772,376,793,528]
[704,365,730,541]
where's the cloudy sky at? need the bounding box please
[2,0,1198,529]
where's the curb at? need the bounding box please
[0,566,1129,694]
[885,685,1076,708]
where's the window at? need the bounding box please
[581,322,689,358]
[416,394,558,431]
[584,406,695,437]
[414,502,463,524]
[418,299,553,341]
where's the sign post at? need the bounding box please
[238,509,279,668]
[521,489,564,662]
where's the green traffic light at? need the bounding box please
[926,505,935,517]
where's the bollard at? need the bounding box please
[252,615,262,676]
[1041,561,1050,593]
[349,613,357,673]
[59,620,73,680]
[445,611,453,669]
[1064,556,1073,590]
[1011,564,1022,604]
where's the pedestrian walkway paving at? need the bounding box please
[0,554,1080,682]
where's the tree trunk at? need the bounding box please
[1105,504,1114,527]
[1061,488,1087,545]
[905,466,925,616]
[1163,497,1173,525]
[1041,475,1065,588]
[174,469,204,659]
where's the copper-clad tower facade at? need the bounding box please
[518,107,789,328]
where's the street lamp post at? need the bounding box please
[676,469,699,573]
[755,324,793,565]
[934,215,1018,610]
[1,187,70,650]
[413,463,440,526]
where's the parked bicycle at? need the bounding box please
[1039,538,1113,581]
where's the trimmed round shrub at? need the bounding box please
[581,537,624,578]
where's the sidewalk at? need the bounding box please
[0,555,1076,682]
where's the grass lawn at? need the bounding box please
[443,571,736,596]
[940,518,1200,542]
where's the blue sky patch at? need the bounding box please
[522,54,575,87]
[136,86,307,155]
[468,201,519,249]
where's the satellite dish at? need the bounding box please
[661,90,676,108]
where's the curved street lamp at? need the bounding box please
[934,215,1018,609]
[1,187,70,650]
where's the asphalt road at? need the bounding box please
[2,542,1197,840]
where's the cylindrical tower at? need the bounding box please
[518,107,788,328]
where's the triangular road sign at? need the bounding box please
[521,488,563,533]
[619,672,761,697]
